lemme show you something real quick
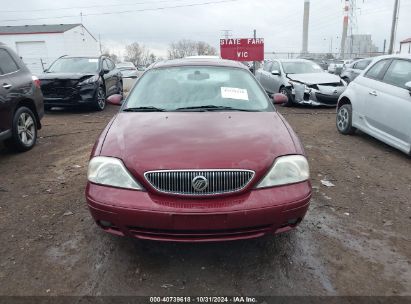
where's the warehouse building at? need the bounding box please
[0,24,100,74]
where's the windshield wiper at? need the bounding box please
[123,106,165,112]
[175,105,258,112]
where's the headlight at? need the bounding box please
[256,155,310,188]
[88,156,142,190]
[79,75,99,85]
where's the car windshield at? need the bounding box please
[282,62,323,74]
[125,66,271,112]
[47,58,99,73]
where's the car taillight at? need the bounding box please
[32,76,41,89]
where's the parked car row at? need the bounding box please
[116,62,145,91]
[255,54,411,155]
[255,59,347,106]
[0,42,126,151]
[336,55,411,155]
[40,55,123,111]
[0,43,44,151]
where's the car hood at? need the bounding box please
[287,73,341,85]
[39,72,96,81]
[99,112,300,185]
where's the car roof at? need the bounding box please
[269,59,315,63]
[149,58,248,70]
[369,54,411,61]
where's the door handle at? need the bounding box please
[368,91,377,96]
[2,83,12,89]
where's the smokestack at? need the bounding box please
[340,0,349,58]
[302,0,310,54]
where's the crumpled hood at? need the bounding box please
[99,112,300,184]
[287,73,341,85]
[39,72,96,81]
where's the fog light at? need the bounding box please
[99,220,112,228]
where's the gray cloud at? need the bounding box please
[0,0,409,57]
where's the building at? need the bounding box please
[0,24,100,74]
[344,34,379,58]
[399,38,411,54]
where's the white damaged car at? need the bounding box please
[256,59,347,106]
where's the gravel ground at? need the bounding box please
[0,105,410,296]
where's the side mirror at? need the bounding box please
[272,93,288,105]
[271,70,281,76]
[107,94,123,106]
[406,81,411,96]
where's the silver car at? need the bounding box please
[336,55,411,155]
[340,58,372,83]
[255,59,347,106]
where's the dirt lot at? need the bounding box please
[0,105,410,296]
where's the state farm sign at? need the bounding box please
[220,38,264,61]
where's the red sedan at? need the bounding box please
[86,58,311,242]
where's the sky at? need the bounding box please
[0,0,410,58]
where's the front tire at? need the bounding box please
[336,104,356,135]
[94,86,106,111]
[4,107,38,152]
[279,87,294,107]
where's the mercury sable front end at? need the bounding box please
[86,58,311,242]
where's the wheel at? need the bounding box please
[279,87,294,107]
[4,107,38,152]
[94,86,106,111]
[342,77,350,84]
[336,104,356,135]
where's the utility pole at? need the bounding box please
[388,0,400,54]
[301,0,310,54]
[383,39,387,54]
[221,30,232,40]
[99,34,102,54]
[253,29,256,75]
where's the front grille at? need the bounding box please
[144,170,255,195]
[42,87,77,98]
[40,79,79,97]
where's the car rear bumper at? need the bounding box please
[85,182,312,242]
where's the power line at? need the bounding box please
[0,0,193,14]
[0,0,240,23]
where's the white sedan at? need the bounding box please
[336,54,411,155]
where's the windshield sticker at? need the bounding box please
[88,59,98,63]
[221,87,249,101]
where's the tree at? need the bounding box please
[149,53,157,64]
[125,42,150,67]
[168,39,197,59]
[101,48,120,63]
[196,41,217,56]
[168,40,217,59]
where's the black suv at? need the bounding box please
[0,43,44,152]
[39,56,123,111]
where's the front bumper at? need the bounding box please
[86,181,311,242]
[291,85,345,106]
[42,83,99,107]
